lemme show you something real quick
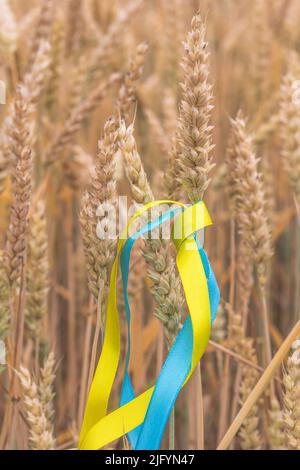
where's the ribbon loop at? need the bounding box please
[172,201,212,250]
[79,200,220,450]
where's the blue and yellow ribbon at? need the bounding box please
[79,200,220,450]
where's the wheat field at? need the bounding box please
[1,0,300,451]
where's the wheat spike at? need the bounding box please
[175,13,215,204]
[144,107,171,156]
[117,42,148,124]
[250,0,271,103]
[227,304,262,450]
[65,54,88,115]
[0,0,17,56]
[283,340,300,450]
[1,41,50,179]
[211,301,226,344]
[45,73,120,165]
[45,17,64,112]
[65,0,82,56]
[280,73,300,207]
[162,0,184,89]
[268,398,286,450]
[226,112,273,290]
[18,363,55,450]
[39,352,56,426]
[63,145,95,192]
[0,250,10,341]
[5,86,33,287]
[25,200,49,340]
[28,0,54,67]
[119,122,182,343]
[88,0,144,83]
[80,118,118,300]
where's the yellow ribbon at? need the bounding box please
[79,200,212,450]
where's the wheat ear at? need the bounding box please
[283,340,300,449]
[119,122,182,343]
[25,200,49,340]
[280,73,300,208]
[18,359,56,450]
[175,13,215,204]
[28,0,54,67]
[80,119,118,300]
[227,304,262,450]
[45,73,121,165]
[268,398,286,450]
[5,86,32,287]
[39,352,56,427]
[0,250,10,341]
[0,0,18,56]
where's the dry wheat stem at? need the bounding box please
[217,320,300,450]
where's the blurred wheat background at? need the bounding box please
[1,0,300,451]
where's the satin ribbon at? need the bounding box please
[79,200,220,450]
